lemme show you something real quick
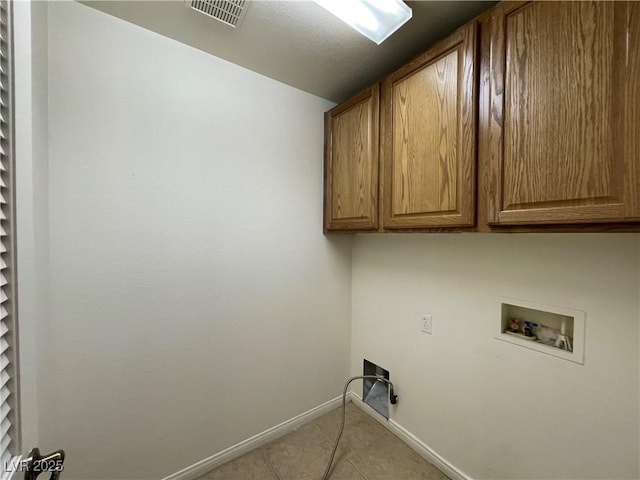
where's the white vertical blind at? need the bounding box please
[0,0,18,470]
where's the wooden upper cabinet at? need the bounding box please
[324,85,379,232]
[381,22,478,229]
[487,1,640,225]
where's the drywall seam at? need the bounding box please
[161,395,343,480]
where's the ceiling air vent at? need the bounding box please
[186,0,248,28]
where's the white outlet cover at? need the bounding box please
[420,314,432,334]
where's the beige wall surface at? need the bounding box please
[43,2,351,478]
[351,233,640,480]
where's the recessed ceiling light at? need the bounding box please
[314,0,412,45]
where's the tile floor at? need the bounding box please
[197,402,450,480]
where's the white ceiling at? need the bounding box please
[82,0,495,103]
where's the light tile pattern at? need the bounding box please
[197,403,450,480]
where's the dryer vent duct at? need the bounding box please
[363,359,391,419]
[186,0,249,28]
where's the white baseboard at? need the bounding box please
[162,395,344,480]
[163,392,470,480]
[348,392,472,480]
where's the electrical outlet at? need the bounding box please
[420,314,432,334]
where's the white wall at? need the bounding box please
[351,234,640,480]
[44,2,351,479]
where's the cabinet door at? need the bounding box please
[324,85,379,232]
[487,1,640,225]
[381,22,477,229]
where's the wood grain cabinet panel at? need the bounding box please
[487,1,640,225]
[324,85,379,231]
[381,22,478,228]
